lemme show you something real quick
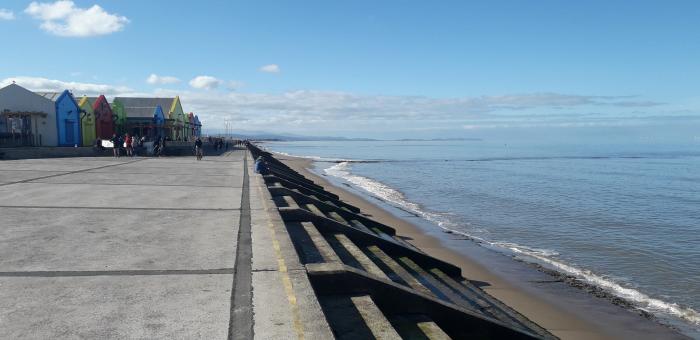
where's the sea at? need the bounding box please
[263,139,700,336]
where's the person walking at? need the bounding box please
[194,137,203,160]
[110,133,120,157]
[125,133,133,157]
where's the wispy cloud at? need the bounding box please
[25,1,129,37]
[0,9,15,20]
[146,74,180,85]
[189,75,222,90]
[1,76,133,96]
[3,75,678,134]
[259,64,280,73]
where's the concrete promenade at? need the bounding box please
[0,147,553,339]
[0,151,249,338]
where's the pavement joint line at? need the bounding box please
[229,151,254,340]
[0,206,240,211]
[25,181,242,188]
[0,268,234,277]
[0,169,71,173]
[83,171,238,177]
[0,158,146,187]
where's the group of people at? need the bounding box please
[93,134,244,159]
[106,133,146,158]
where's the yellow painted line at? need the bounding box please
[269,221,305,340]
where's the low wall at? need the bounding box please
[0,144,230,160]
[0,147,111,160]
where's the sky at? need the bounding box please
[1,0,699,140]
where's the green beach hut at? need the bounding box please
[110,99,128,134]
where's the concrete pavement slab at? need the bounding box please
[0,170,67,184]
[30,171,243,188]
[0,182,241,209]
[87,166,237,176]
[0,208,238,272]
[0,275,232,340]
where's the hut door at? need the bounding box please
[65,120,75,144]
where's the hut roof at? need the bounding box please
[35,91,78,106]
[114,97,175,118]
[35,92,63,101]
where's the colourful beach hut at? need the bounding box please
[114,97,176,139]
[168,96,186,141]
[36,90,81,146]
[194,115,202,137]
[153,106,165,138]
[93,95,115,139]
[78,96,96,146]
[110,99,128,134]
[188,112,195,137]
[0,83,57,146]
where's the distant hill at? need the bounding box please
[213,130,482,142]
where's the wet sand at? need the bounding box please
[277,155,689,340]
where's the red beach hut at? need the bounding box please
[93,95,114,139]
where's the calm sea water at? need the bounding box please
[264,139,700,334]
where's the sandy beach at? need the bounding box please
[276,154,689,340]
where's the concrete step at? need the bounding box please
[331,233,389,280]
[349,219,375,234]
[364,245,435,297]
[397,256,483,311]
[389,315,452,340]
[284,222,326,264]
[304,203,327,218]
[318,294,401,339]
[327,211,349,225]
[430,268,553,338]
[350,295,402,340]
[301,222,342,263]
[272,195,300,209]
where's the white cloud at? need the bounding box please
[25,1,129,37]
[189,75,222,90]
[0,9,15,20]
[259,64,280,73]
[146,74,180,85]
[1,76,133,96]
[227,81,245,90]
[2,75,673,135]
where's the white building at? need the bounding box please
[0,83,58,147]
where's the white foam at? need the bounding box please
[324,162,453,227]
[270,150,360,163]
[323,161,700,329]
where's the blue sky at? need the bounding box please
[1,0,699,139]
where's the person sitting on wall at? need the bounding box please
[94,138,105,152]
[254,156,269,175]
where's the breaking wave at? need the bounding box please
[322,161,700,329]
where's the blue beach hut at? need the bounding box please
[37,90,81,146]
[194,115,202,137]
[153,105,165,138]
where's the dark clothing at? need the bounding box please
[195,139,203,148]
[254,159,268,174]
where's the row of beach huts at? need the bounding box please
[0,83,203,147]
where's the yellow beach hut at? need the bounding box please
[168,96,186,141]
[78,96,96,146]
